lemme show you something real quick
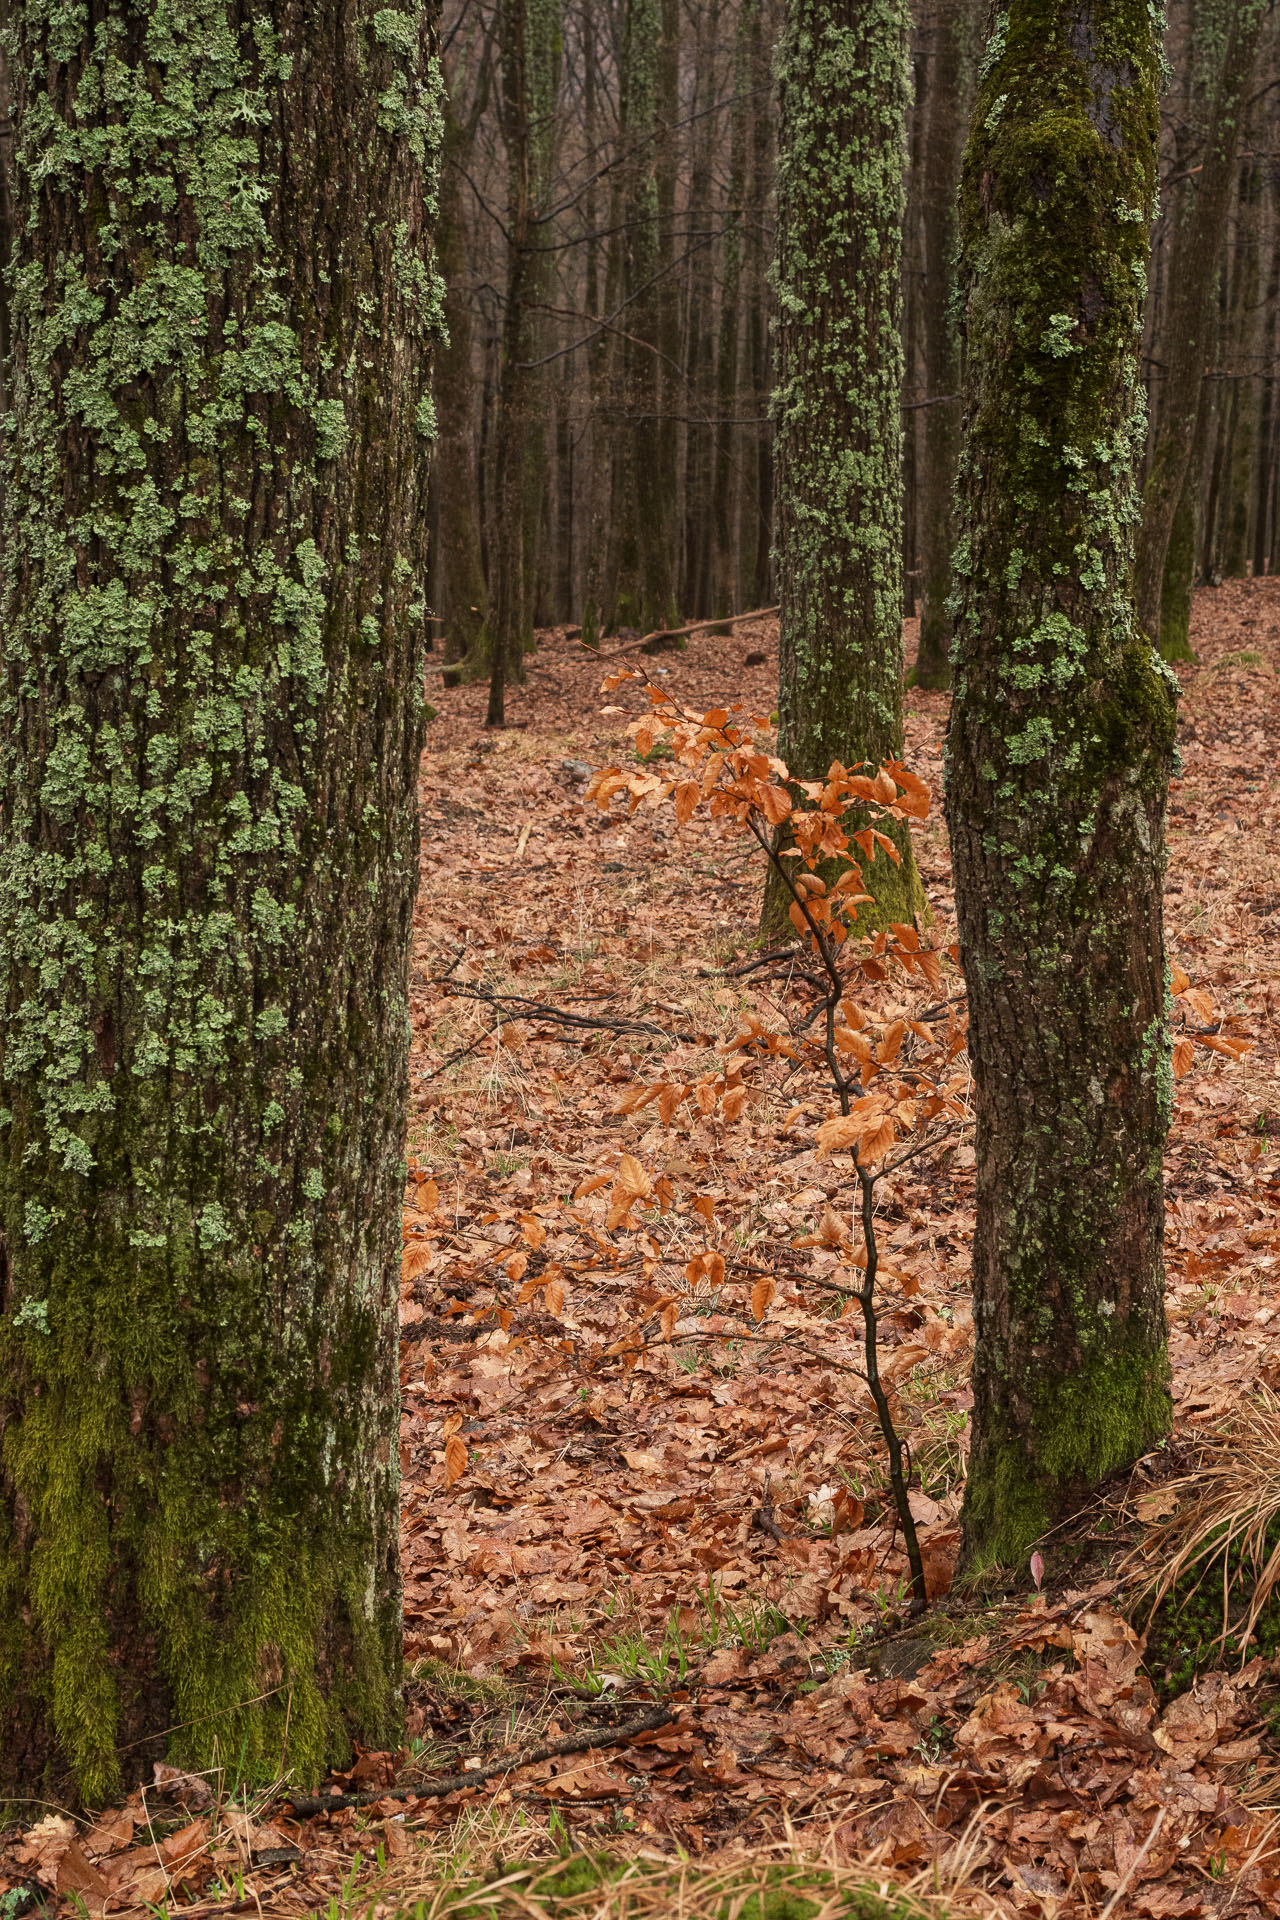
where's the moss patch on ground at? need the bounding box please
[1137,1522,1280,1706]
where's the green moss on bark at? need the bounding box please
[761,0,922,941]
[0,0,442,1804]
[945,0,1175,1571]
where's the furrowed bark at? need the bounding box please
[946,0,1176,1570]
[0,0,441,1803]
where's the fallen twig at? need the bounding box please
[586,605,779,663]
[430,980,707,1050]
[286,1703,677,1817]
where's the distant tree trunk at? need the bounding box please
[487,0,558,725]
[761,0,923,940]
[578,0,613,644]
[947,0,1175,1571]
[437,92,493,676]
[0,0,439,1802]
[1160,422,1202,660]
[1134,0,1266,654]
[912,0,971,690]
[680,0,720,617]
[1253,185,1280,577]
[711,0,757,618]
[1217,157,1262,579]
[607,0,678,632]
[737,0,775,609]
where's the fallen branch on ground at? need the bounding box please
[586,605,779,663]
[286,1703,677,1817]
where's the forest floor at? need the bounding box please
[5,582,1280,1918]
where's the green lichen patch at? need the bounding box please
[946,0,1175,1571]
[0,0,443,1804]
[764,0,922,938]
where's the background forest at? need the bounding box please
[432,0,1280,679]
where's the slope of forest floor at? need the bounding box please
[4,583,1280,1918]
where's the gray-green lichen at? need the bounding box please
[944,0,1176,1570]
[763,0,924,937]
[0,0,443,1806]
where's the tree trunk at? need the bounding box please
[607,0,677,633]
[710,0,755,620]
[912,0,971,690]
[437,91,493,677]
[487,0,558,725]
[1134,0,1267,650]
[737,0,775,610]
[0,0,439,1803]
[761,0,923,939]
[946,0,1175,1571]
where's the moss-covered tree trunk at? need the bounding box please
[0,0,441,1804]
[911,0,972,691]
[1133,0,1266,655]
[946,0,1176,1571]
[761,0,923,939]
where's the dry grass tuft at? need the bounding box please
[1125,1389,1280,1652]
[312,1823,999,1920]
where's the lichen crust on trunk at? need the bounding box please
[761,0,923,940]
[945,0,1176,1570]
[0,0,443,1804]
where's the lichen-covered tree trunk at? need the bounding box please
[1134,0,1266,655]
[946,0,1176,1571]
[761,0,923,939]
[911,0,972,691]
[0,0,441,1804]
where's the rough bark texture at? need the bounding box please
[1134,0,1266,652]
[0,0,441,1804]
[912,0,971,691]
[946,0,1176,1571]
[762,0,923,938]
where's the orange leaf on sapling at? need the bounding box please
[544,1276,566,1316]
[675,781,700,824]
[444,1435,468,1487]
[751,1277,775,1322]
